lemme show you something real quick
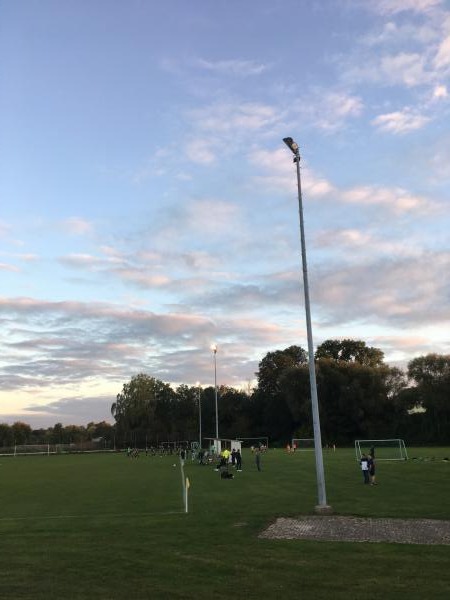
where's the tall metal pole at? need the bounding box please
[197,384,202,448]
[284,138,331,513]
[213,346,219,443]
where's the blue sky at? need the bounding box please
[0,0,449,427]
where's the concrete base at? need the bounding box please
[314,504,334,515]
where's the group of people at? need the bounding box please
[126,447,140,458]
[216,447,242,472]
[360,449,377,485]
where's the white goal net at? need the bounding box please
[354,439,408,461]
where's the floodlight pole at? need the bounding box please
[212,345,219,444]
[197,383,202,448]
[283,137,332,514]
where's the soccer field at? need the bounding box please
[0,447,449,599]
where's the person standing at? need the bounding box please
[368,454,377,485]
[236,449,242,471]
[360,453,370,484]
[255,448,262,472]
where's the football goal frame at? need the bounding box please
[236,437,269,449]
[354,439,408,461]
[291,438,315,451]
[0,444,53,457]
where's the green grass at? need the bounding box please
[0,447,449,599]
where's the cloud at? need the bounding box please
[111,268,171,289]
[361,20,438,47]
[188,101,280,135]
[0,262,20,272]
[61,217,94,236]
[339,184,436,214]
[185,138,217,164]
[315,228,371,248]
[380,53,430,87]
[59,253,105,270]
[0,221,12,238]
[21,395,115,427]
[374,0,444,15]
[312,251,450,328]
[341,3,450,92]
[306,91,364,131]
[371,109,431,133]
[0,297,219,389]
[184,198,241,235]
[16,253,39,262]
[161,56,269,78]
[0,292,303,408]
[193,58,268,76]
[313,228,422,258]
[130,147,173,184]
[427,133,450,180]
[249,148,437,215]
[433,34,450,69]
[249,147,335,196]
[432,84,448,98]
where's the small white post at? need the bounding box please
[185,477,190,513]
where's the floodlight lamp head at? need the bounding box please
[283,137,299,155]
[211,344,217,354]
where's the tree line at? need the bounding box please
[110,340,449,447]
[1,340,449,448]
[0,421,114,448]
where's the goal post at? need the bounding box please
[354,439,408,461]
[0,444,53,456]
[236,437,269,450]
[291,438,315,451]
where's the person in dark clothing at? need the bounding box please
[360,453,370,484]
[368,454,377,485]
[255,449,262,472]
[236,449,242,471]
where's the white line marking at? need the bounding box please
[0,511,186,523]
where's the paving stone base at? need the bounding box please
[260,516,450,545]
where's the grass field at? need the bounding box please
[0,447,449,599]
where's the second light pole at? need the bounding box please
[211,344,219,447]
[196,381,202,448]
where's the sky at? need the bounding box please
[0,0,449,428]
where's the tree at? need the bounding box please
[88,421,114,441]
[215,386,251,439]
[315,339,385,367]
[49,423,64,444]
[172,384,198,440]
[64,425,88,444]
[112,373,164,445]
[11,421,32,445]
[255,346,308,442]
[281,358,408,444]
[0,423,14,447]
[256,346,307,396]
[407,354,450,442]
